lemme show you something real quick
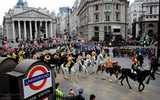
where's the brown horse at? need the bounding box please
[96,62,121,78]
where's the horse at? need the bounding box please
[118,68,155,92]
[96,62,121,79]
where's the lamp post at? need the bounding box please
[67,7,70,42]
[157,0,160,65]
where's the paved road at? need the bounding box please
[56,57,160,100]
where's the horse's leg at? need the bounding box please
[57,64,61,73]
[108,69,113,81]
[138,82,145,92]
[84,65,89,74]
[120,76,125,86]
[61,64,65,75]
[126,76,132,89]
[146,76,150,84]
[115,72,119,79]
[96,65,100,74]
[118,74,123,80]
[113,72,118,81]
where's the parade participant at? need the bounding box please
[131,54,138,73]
[97,50,105,66]
[76,54,84,72]
[91,51,96,60]
[137,53,144,67]
[53,53,61,73]
[42,50,51,63]
[65,53,74,74]
[91,51,97,72]
[150,55,158,74]
[104,57,113,81]
[56,83,64,100]
[85,53,91,67]
[18,49,25,63]
[105,57,113,69]
[32,51,37,59]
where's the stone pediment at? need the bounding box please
[13,9,51,19]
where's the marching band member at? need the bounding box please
[18,49,25,63]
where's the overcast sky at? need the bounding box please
[0,0,134,25]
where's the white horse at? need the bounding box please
[60,60,88,80]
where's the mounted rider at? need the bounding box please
[105,57,113,69]
[131,54,138,73]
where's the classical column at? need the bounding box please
[45,21,48,38]
[35,21,38,39]
[29,21,32,40]
[12,21,15,42]
[40,21,42,38]
[50,21,53,38]
[23,21,27,40]
[18,21,21,40]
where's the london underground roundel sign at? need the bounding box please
[23,65,52,99]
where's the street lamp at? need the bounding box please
[157,0,160,65]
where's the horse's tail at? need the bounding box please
[146,69,156,84]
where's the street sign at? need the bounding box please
[23,65,52,99]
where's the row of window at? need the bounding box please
[94,12,120,22]
[146,15,157,19]
[143,6,159,15]
[94,26,120,33]
[95,3,121,11]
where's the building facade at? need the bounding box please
[141,0,159,39]
[77,0,129,41]
[128,0,143,38]
[129,0,159,40]
[69,0,81,40]
[0,25,2,47]
[3,0,56,46]
[57,7,72,36]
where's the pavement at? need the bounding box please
[56,57,160,100]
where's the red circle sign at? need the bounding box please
[28,65,48,90]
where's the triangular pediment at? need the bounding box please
[13,9,52,19]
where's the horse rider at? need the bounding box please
[85,53,91,67]
[53,53,61,73]
[104,57,113,81]
[105,57,113,70]
[136,52,144,68]
[131,54,138,73]
[65,53,74,74]
[97,50,105,65]
[76,54,83,72]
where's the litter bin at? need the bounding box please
[0,59,55,100]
